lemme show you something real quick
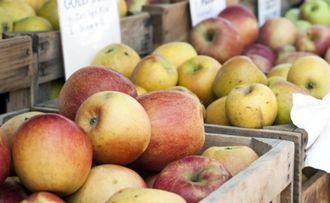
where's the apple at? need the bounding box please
[126,0,148,13]
[205,96,230,126]
[130,54,178,91]
[37,0,59,30]
[218,5,259,46]
[106,188,187,203]
[0,1,35,22]
[212,56,268,98]
[75,91,151,165]
[294,20,312,32]
[13,16,52,32]
[225,83,278,128]
[242,43,276,66]
[267,63,292,79]
[135,85,147,95]
[66,164,146,203]
[13,114,93,196]
[21,192,64,203]
[153,155,231,203]
[285,8,300,22]
[24,0,47,11]
[58,66,137,120]
[119,0,127,17]
[267,76,286,87]
[190,17,243,63]
[295,25,330,56]
[325,47,330,63]
[202,145,259,176]
[177,55,221,106]
[300,0,330,25]
[153,42,198,69]
[91,43,141,78]
[245,54,273,74]
[0,8,13,36]
[145,174,158,188]
[276,51,315,65]
[259,17,298,50]
[0,128,10,184]
[269,80,310,124]
[287,55,330,99]
[135,90,205,172]
[0,177,26,203]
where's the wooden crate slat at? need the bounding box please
[302,171,330,203]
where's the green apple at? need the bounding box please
[0,1,35,22]
[14,16,53,32]
[287,55,330,99]
[130,55,178,91]
[37,0,59,30]
[212,56,267,98]
[294,20,312,32]
[285,8,300,22]
[0,8,13,36]
[323,0,330,7]
[267,63,292,79]
[24,0,47,11]
[300,0,330,25]
[92,43,141,78]
[205,96,230,126]
[202,145,259,176]
[50,79,64,99]
[225,83,277,128]
[177,55,221,106]
[269,80,310,124]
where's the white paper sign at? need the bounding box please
[189,0,226,26]
[257,0,281,25]
[58,0,121,79]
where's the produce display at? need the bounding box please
[0,0,330,202]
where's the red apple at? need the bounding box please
[190,17,243,63]
[0,127,10,184]
[259,17,298,50]
[276,51,315,65]
[13,114,93,196]
[0,177,26,203]
[245,54,273,74]
[243,43,276,65]
[58,66,137,120]
[135,90,205,172]
[153,155,231,203]
[295,25,330,56]
[21,192,64,203]
[218,5,259,46]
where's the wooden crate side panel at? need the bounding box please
[0,37,33,93]
[302,171,330,203]
[202,138,294,203]
[121,12,153,55]
[6,88,30,112]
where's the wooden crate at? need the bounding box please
[201,133,294,203]
[143,0,191,48]
[205,124,330,203]
[121,12,153,56]
[302,170,330,203]
[0,36,33,112]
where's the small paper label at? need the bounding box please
[58,0,121,79]
[257,0,281,25]
[189,0,226,26]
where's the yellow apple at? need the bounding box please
[270,80,310,124]
[287,55,330,99]
[0,8,13,36]
[0,0,35,22]
[130,55,178,91]
[75,91,151,165]
[66,164,146,203]
[177,55,221,106]
[226,83,277,128]
[92,43,140,78]
[202,145,259,176]
[267,76,286,86]
[212,56,267,98]
[14,16,52,32]
[135,85,147,95]
[24,0,47,11]
[205,96,230,125]
[119,0,127,17]
[267,63,292,79]
[153,42,197,69]
[106,188,187,203]
[37,0,59,30]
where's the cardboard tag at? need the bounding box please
[58,0,121,79]
[189,0,226,27]
[257,0,281,25]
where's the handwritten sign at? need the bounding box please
[189,0,226,26]
[58,0,121,79]
[257,0,281,25]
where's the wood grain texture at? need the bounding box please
[302,171,330,203]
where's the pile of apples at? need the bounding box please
[0,63,260,202]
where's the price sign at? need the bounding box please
[257,0,281,25]
[189,0,226,27]
[58,0,121,79]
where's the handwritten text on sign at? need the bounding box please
[258,0,281,25]
[189,0,226,26]
[58,0,121,79]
